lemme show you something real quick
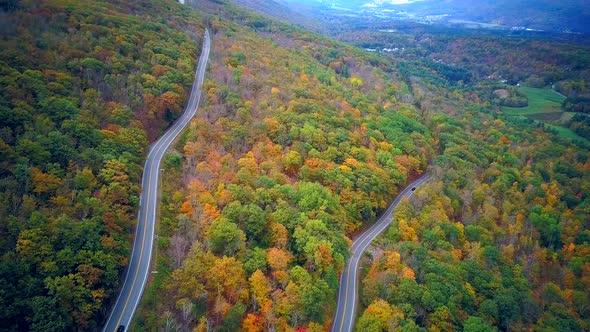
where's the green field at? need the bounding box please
[502,87,565,115]
[502,87,589,144]
[545,123,590,144]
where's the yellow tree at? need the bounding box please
[249,270,270,310]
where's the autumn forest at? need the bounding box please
[0,0,588,331]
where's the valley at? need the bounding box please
[279,0,590,35]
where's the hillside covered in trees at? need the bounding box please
[357,88,590,331]
[0,0,204,330]
[135,0,433,330]
[134,0,590,331]
[236,0,590,144]
[1,0,589,331]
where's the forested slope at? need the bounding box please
[351,27,590,332]
[0,0,203,330]
[358,107,590,331]
[134,0,433,330]
[140,1,589,331]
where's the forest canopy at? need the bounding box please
[0,0,203,330]
[1,0,589,331]
[134,1,589,331]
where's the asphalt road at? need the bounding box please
[103,29,211,332]
[331,175,429,332]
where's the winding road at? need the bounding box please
[103,29,211,332]
[332,175,429,332]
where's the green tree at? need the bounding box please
[207,217,246,255]
[463,316,496,332]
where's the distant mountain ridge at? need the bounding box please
[280,0,590,34]
[393,0,590,34]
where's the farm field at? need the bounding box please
[503,87,588,143]
[503,87,565,115]
[545,123,590,144]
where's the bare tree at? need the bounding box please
[163,310,177,332]
[176,298,194,327]
[171,233,190,268]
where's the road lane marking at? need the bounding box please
[113,153,155,330]
[338,262,350,332]
[113,130,174,330]
[116,100,189,329]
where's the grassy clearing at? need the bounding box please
[502,87,566,115]
[502,87,590,143]
[544,123,590,145]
